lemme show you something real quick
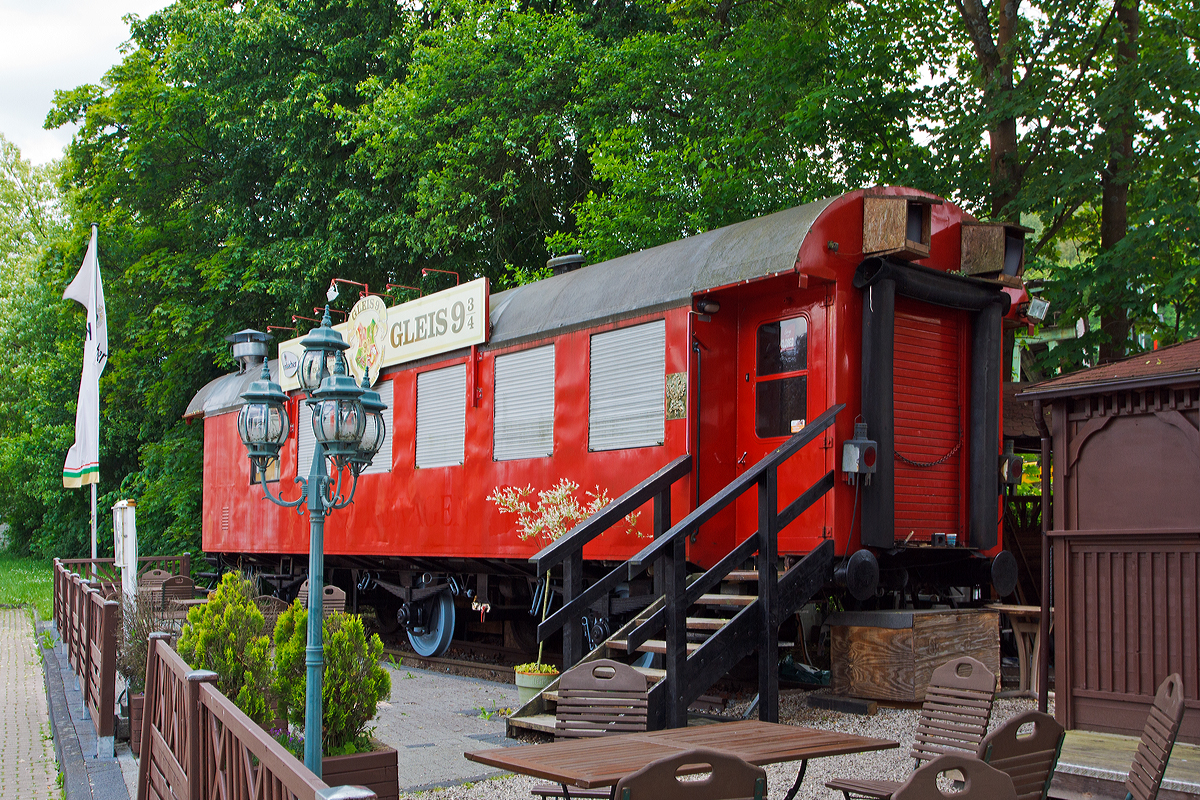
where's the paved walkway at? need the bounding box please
[374,659,523,791]
[0,608,59,799]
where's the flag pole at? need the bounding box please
[91,483,98,576]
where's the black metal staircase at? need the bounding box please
[523,403,844,731]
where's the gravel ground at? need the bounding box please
[399,691,1052,800]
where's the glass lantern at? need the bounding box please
[238,362,290,471]
[309,358,366,466]
[351,372,387,475]
[297,306,351,392]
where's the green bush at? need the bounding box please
[176,572,271,723]
[273,603,391,755]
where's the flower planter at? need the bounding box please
[130,694,144,757]
[322,740,399,800]
[516,671,557,705]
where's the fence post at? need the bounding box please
[180,552,191,577]
[186,669,218,800]
[757,468,779,724]
[137,632,173,800]
[95,597,119,758]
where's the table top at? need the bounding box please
[465,720,897,789]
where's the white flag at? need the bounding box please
[62,225,108,488]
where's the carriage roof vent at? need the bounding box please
[547,253,586,276]
[225,329,272,374]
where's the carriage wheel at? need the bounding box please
[407,589,455,657]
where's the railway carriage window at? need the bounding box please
[251,457,279,484]
[494,345,555,461]
[755,316,808,438]
[589,319,666,451]
[416,363,467,468]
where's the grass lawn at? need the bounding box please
[0,551,55,621]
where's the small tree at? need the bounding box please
[489,478,641,665]
[273,602,392,755]
[176,571,271,723]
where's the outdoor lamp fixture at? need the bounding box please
[326,277,369,302]
[237,306,384,776]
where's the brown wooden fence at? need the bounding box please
[52,562,120,755]
[138,634,375,800]
[1053,529,1200,744]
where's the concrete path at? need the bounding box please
[1,608,59,799]
[374,659,523,791]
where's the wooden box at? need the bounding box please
[863,195,937,261]
[323,741,399,800]
[829,608,999,702]
[960,221,1030,279]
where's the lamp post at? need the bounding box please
[237,307,385,775]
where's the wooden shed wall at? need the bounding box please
[1051,384,1200,743]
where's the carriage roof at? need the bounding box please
[186,195,838,419]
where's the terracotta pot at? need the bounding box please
[515,671,557,705]
[322,740,399,800]
[130,694,145,757]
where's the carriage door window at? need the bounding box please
[416,363,467,468]
[589,320,666,451]
[755,316,808,438]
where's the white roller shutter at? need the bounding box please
[359,379,394,475]
[297,400,316,479]
[494,345,555,461]
[589,320,666,451]
[297,379,395,477]
[416,363,467,468]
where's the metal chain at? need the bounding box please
[894,439,962,468]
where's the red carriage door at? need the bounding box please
[734,290,828,553]
[892,297,968,543]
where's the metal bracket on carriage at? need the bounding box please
[471,598,491,621]
[371,577,448,603]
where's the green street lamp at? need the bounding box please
[237,306,384,775]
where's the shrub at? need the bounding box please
[176,571,271,723]
[513,661,559,675]
[274,603,391,755]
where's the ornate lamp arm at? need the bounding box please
[327,469,360,512]
[259,470,309,514]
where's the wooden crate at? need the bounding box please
[829,608,999,702]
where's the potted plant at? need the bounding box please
[490,479,642,699]
[115,590,174,756]
[513,660,560,705]
[176,571,273,724]
[274,601,397,799]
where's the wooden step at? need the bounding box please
[686,617,731,631]
[725,570,779,581]
[695,593,756,606]
[632,666,667,682]
[507,712,556,735]
[609,639,701,655]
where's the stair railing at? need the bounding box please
[531,454,693,668]
[627,403,843,727]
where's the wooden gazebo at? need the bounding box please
[1018,340,1200,744]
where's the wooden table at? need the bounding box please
[988,604,1053,694]
[465,720,896,800]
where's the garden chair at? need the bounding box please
[1125,673,1185,800]
[296,579,347,617]
[532,658,649,799]
[612,748,766,800]
[891,754,1017,800]
[826,655,997,800]
[254,595,291,638]
[160,575,198,627]
[977,710,1064,800]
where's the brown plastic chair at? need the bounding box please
[139,568,172,590]
[977,711,1064,800]
[827,656,997,799]
[532,659,650,799]
[612,748,766,800]
[891,754,1017,800]
[296,579,347,617]
[1125,673,1185,800]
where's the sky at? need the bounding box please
[0,0,172,165]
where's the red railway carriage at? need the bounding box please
[188,186,1029,656]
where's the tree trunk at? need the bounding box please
[1098,0,1139,363]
